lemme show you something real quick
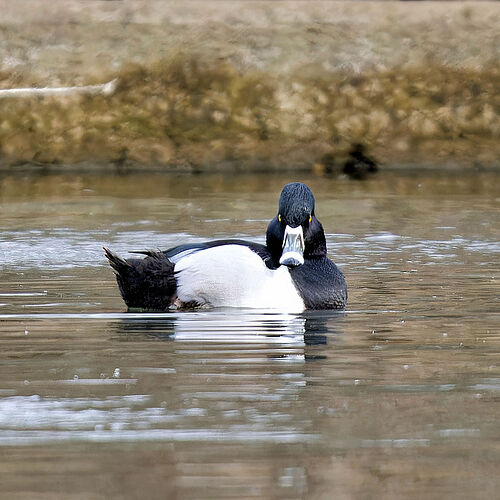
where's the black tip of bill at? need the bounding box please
[280,252,304,267]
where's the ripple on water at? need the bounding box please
[0,309,342,447]
[2,227,498,272]
[1,171,499,498]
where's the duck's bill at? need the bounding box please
[279,225,305,267]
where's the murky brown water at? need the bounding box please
[0,169,499,499]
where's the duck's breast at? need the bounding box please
[174,244,304,311]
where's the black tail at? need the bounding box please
[103,247,177,311]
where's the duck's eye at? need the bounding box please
[308,215,312,223]
[278,214,282,222]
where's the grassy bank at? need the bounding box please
[0,1,498,171]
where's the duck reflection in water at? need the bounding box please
[111,310,344,361]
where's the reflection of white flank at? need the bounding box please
[172,312,306,345]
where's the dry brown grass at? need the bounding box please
[0,1,498,170]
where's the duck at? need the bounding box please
[104,182,347,312]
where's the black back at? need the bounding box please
[165,239,276,269]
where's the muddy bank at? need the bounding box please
[0,1,499,171]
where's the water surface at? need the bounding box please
[0,170,499,499]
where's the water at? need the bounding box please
[0,170,499,499]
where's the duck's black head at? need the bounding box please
[266,182,327,268]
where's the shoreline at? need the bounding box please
[1,1,498,171]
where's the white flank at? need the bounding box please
[174,245,304,312]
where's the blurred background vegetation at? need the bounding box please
[0,1,498,172]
